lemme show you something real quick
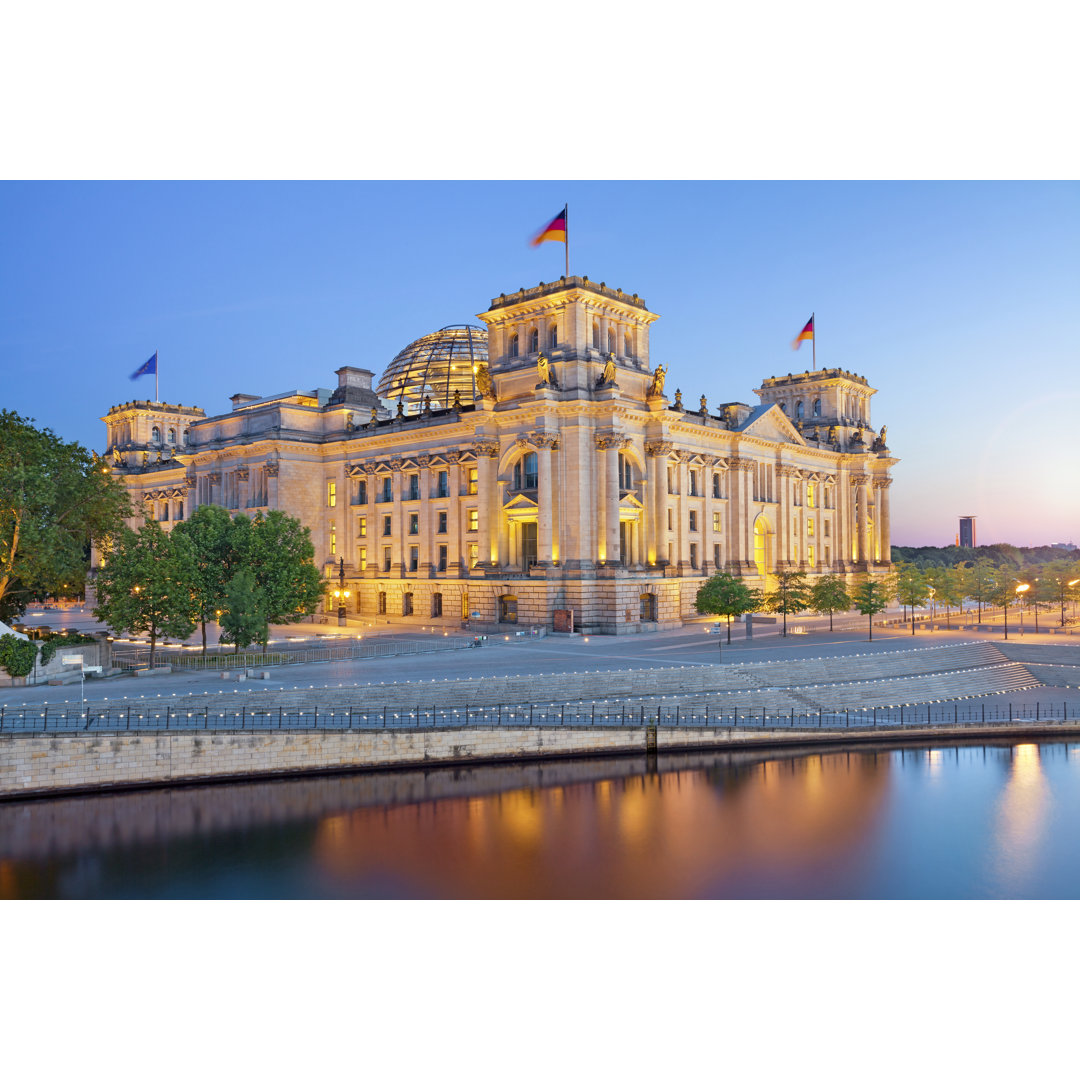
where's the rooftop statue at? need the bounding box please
[649,364,666,397]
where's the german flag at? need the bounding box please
[531,207,567,246]
[792,315,814,350]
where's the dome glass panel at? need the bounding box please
[376,324,489,409]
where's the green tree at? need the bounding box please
[0,410,131,617]
[93,519,198,665]
[172,505,240,655]
[809,574,850,632]
[1039,559,1080,626]
[965,559,997,622]
[927,565,964,628]
[229,511,323,647]
[986,564,1021,640]
[894,563,928,634]
[764,569,811,636]
[0,635,40,679]
[219,569,266,652]
[695,572,762,644]
[851,575,893,641]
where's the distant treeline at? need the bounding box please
[891,544,1078,569]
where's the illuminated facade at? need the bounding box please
[100,275,896,633]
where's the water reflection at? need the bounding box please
[1,739,1077,899]
[989,744,1051,894]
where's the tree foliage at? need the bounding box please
[764,570,811,636]
[93,519,198,664]
[851,575,894,641]
[219,569,266,652]
[894,563,929,634]
[809,574,850,632]
[171,505,240,654]
[0,410,131,618]
[695,572,762,643]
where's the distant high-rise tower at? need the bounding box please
[959,516,976,548]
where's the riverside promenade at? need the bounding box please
[3,617,1079,798]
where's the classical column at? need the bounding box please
[675,451,691,571]
[645,441,672,567]
[535,433,558,566]
[855,476,870,568]
[874,477,892,565]
[595,434,621,565]
[473,440,499,568]
[390,459,404,574]
[417,454,432,574]
[447,451,462,572]
[728,458,755,573]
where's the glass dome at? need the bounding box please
[376,324,489,409]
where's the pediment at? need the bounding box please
[503,493,538,510]
[741,404,807,445]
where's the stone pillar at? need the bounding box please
[855,476,870,568]
[675,451,692,571]
[535,434,557,566]
[473,440,499,568]
[447,451,462,572]
[390,460,404,574]
[417,454,432,573]
[729,458,755,573]
[645,441,672,567]
[874,477,892,565]
[595,434,622,564]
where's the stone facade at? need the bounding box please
[99,276,896,634]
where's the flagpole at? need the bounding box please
[564,203,569,279]
[812,314,816,372]
[156,349,159,402]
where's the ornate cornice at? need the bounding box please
[644,439,673,458]
[473,439,500,458]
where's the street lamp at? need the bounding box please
[927,586,936,632]
[337,557,348,626]
[1015,583,1029,635]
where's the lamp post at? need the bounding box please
[927,586,936,632]
[1015,582,1029,636]
[337,557,348,627]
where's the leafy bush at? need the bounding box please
[0,635,41,678]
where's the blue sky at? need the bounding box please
[1,181,1077,548]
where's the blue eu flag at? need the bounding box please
[130,352,158,380]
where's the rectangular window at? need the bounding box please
[468,543,479,568]
[467,468,478,495]
[807,482,816,509]
[329,528,336,555]
[327,481,336,507]
[689,510,698,532]
[667,467,674,494]
[437,471,449,498]
[713,473,721,498]
[690,471,699,496]
[381,477,392,502]
[409,513,419,535]
[383,514,392,536]
[383,546,391,572]
[808,545,816,566]
[824,520,831,537]
[438,511,448,533]
[690,543,698,569]
[713,511,721,532]
[359,547,367,571]
[358,516,367,538]
[409,546,419,572]
[408,474,420,500]
[357,479,367,505]
[468,509,478,531]
[667,542,673,564]
[377,592,387,614]
[438,544,448,571]
[808,519,815,537]
[713,543,721,567]
[667,508,674,531]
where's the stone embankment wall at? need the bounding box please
[5,721,1080,799]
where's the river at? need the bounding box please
[2,738,1078,898]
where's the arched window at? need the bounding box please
[167,428,176,444]
[403,592,414,615]
[592,321,600,349]
[151,426,161,442]
[624,332,633,358]
[618,453,633,490]
[499,595,518,623]
[431,592,442,618]
[514,451,538,490]
[530,327,539,353]
[377,592,387,614]
[549,324,558,349]
[182,429,189,444]
[813,398,821,417]
[779,401,787,413]
[508,332,519,358]
[795,401,804,420]
[607,327,616,353]
[640,593,657,622]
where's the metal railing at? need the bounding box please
[1,698,1074,736]
[111,636,473,671]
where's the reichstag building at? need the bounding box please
[100,276,896,633]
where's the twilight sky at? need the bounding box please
[1,180,1077,548]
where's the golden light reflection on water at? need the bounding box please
[309,752,891,899]
[990,743,1050,891]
